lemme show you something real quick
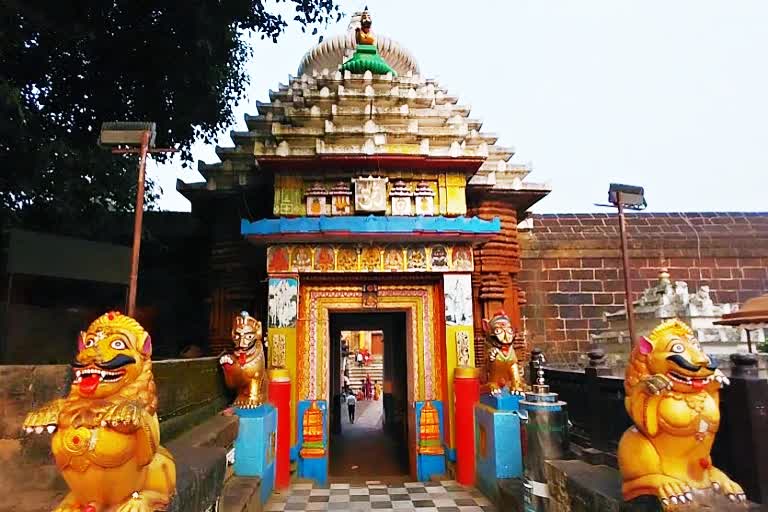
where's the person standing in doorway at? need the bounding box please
[364,374,373,400]
[347,392,357,423]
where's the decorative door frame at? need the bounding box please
[296,284,443,405]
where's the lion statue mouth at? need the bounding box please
[665,354,716,390]
[72,355,135,394]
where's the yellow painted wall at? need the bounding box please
[269,172,468,217]
[444,324,475,449]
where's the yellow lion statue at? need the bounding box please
[23,311,176,512]
[618,319,745,508]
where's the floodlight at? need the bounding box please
[608,183,646,209]
[99,122,157,148]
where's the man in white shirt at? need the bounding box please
[346,392,357,423]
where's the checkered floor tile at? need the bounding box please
[265,480,496,511]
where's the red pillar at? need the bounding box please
[268,369,291,489]
[454,366,480,485]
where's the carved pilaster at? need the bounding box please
[468,198,526,366]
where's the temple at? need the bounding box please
[178,10,549,483]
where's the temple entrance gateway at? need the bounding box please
[328,312,409,477]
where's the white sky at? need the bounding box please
[150,0,768,213]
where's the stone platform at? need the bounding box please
[494,459,767,512]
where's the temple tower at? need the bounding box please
[178,10,549,482]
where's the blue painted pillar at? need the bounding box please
[234,404,277,504]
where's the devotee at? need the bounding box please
[365,375,373,400]
[346,391,357,424]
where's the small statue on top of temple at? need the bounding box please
[356,8,375,45]
[23,311,176,512]
[483,310,525,395]
[219,311,267,408]
[340,8,396,76]
[618,319,746,509]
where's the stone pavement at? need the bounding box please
[329,399,408,477]
[265,480,497,512]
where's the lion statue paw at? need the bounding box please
[101,401,143,432]
[656,476,695,509]
[709,468,747,504]
[23,401,62,434]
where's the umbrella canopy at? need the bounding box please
[715,293,768,327]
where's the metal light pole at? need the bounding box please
[616,195,637,347]
[99,122,176,317]
[599,184,646,347]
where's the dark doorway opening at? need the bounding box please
[329,312,409,478]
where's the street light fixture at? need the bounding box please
[99,122,175,317]
[597,183,647,347]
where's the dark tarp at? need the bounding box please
[7,229,130,284]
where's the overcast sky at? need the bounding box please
[150,0,768,213]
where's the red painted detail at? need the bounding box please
[108,312,114,321]
[72,436,80,445]
[700,458,710,469]
[268,378,292,489]
[238,353,247,366]
[454,372,480,486]
[82,505,97,512]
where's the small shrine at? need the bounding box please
[591,269,757,361]
[178,8,550,484]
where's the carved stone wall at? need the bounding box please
[468,198,529,368]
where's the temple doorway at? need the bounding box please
[328,312,410,478]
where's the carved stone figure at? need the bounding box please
[482,310,525,394]
[356,9,375,45]
[220,311,267,408]
[23,311,176,512]
[618,319,746,508]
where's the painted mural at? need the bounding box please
[444,274,473,326]
[268,278,299,328]
[267,244,474,274]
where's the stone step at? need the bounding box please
[220,476,262,512]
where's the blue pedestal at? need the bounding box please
[415,400,446,482]
[480,388,522,411]
[234,405,277,504]
[475,395,523,502]
[297,400,328,486]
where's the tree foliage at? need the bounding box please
[0,0,341,238]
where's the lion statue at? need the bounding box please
[482,309,525,395]
[23,311,176,512]
[219,311,267,408]
[618,319,746,508]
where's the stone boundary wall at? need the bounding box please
[518,212,768,359]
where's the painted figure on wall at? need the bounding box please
[445,275,473,326]
[618,319,746,508]
[482,310,525,395]
[23,311,176,512]
[220,311,267,408]
[268,278,298,328]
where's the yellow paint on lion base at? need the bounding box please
[618,319,746,508]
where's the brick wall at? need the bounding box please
[518,212,768,359]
